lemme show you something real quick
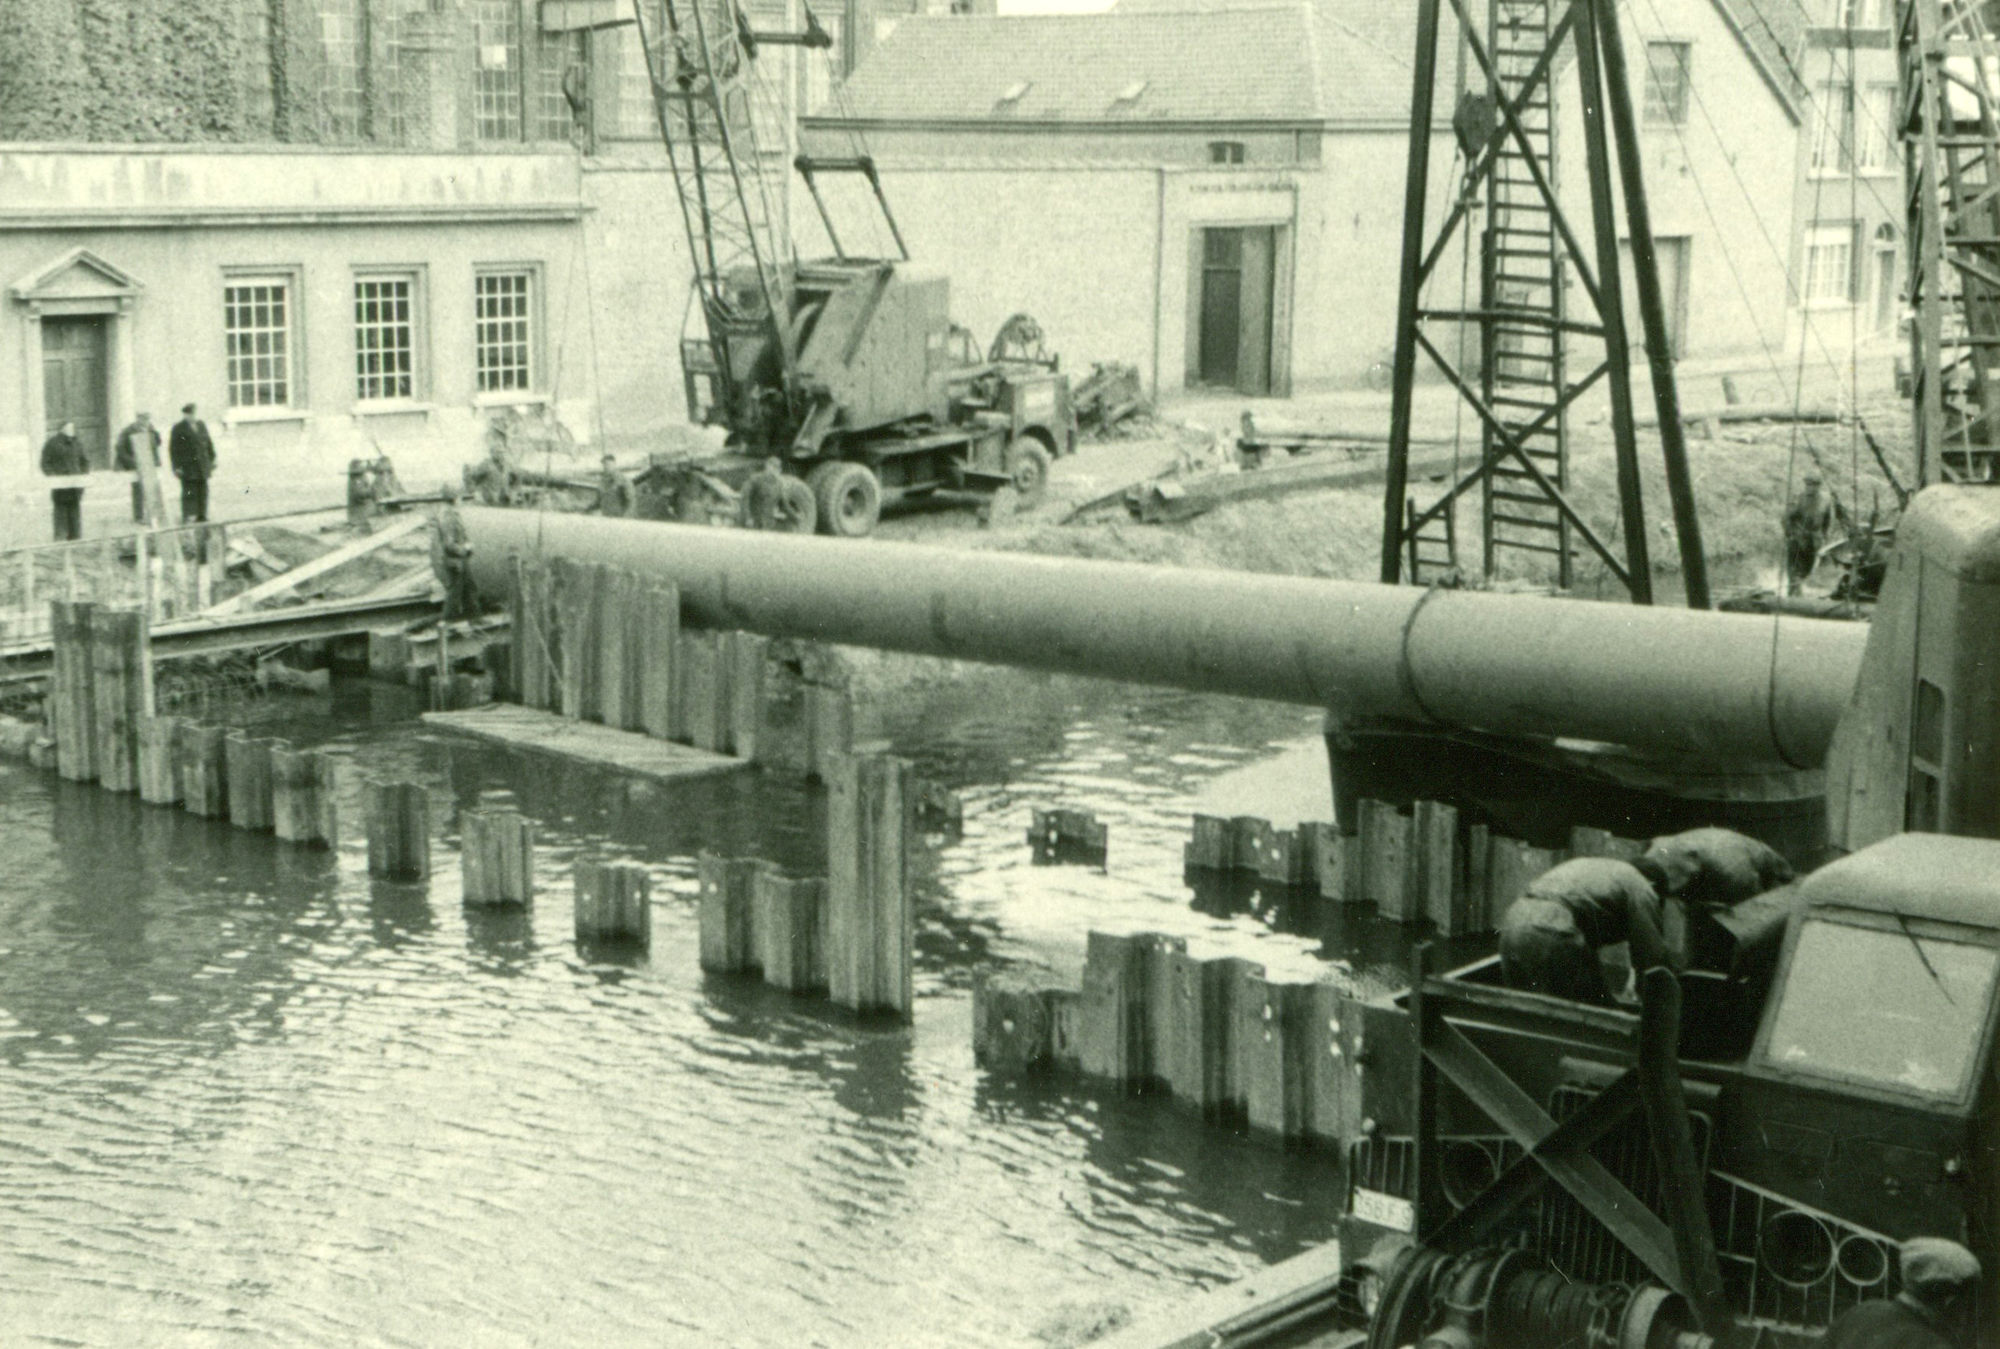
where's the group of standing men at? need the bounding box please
[37,403,216,541]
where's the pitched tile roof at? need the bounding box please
[817,3,1425,126]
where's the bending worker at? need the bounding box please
[1642,826,1794,970]
[1498,855,1676,1005]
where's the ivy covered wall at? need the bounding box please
[0,0,267,142]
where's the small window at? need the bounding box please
[1912,677,1946,764]
[224,277,296,409]
[354,274,419,401]
[1811,82,1854,175]
[1859,83,1899,173]
[1803,224,1857,306]
[475,271,535,393]
[1209,140,1247,165]
[1643,42,1690,126]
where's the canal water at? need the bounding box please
[0,669,1448,1347]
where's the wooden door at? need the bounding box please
[42,317,110,467]
[1198,228,1243,389]
[1195,226,1276,394]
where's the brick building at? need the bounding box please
[0,0,763,515]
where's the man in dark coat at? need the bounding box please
[1642,826,1795,971]
[1497,855,1678,1005]
[1822,1237,1979,1349]
[169,402,216,524]
[114,411,162,523]
[39,420,88,541]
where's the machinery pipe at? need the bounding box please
[457,509,1865,767]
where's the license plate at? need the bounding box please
[1351,1187,1414,1232]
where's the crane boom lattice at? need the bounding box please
[1903,0,2000,483]
[633,0,794,428]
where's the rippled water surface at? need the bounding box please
[0,671,1441,1347]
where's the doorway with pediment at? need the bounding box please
[10,247,142,473]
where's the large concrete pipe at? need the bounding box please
[457,507,1865,768]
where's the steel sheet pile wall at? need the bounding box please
[975,805,1645,1146]
[507,554,856,776]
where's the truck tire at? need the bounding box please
[812,460,881,537]
[776,476,817,534]
[1006,436,1052,507]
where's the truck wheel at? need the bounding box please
[814,461,881,537]
[1006,436,1052,506]
[776,476,817,534]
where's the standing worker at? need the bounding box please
[39,420,88,541]
[169,402,216,524]
[1783,472,1837,595]
[597,453,634,518]
[1497,855,1678,1005]
[739,456,786,531]
[1822,1237,1979,1349]
[115,411,162,523]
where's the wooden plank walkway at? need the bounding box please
[422,704,748,783]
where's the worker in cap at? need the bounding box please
[1822,1236,1980,1349]
[1641,827,1795,972]
[1497,855,1679,1006]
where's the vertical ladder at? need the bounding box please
[1481,0,1571,584]
[1406,495,1460,583]
[1904,0,2000,482]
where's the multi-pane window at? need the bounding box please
[1859,83,1899,172]
[319,0,366,141]
[475,272,535,393]
[355,276,418,400]
[1210,141,1247,165]
[472,0,523,142]
[1812,82,1855,174]
[1643,42,1690,126]
[224,279,295,408]
[538,30,586,141]
[1804,225,1856,306]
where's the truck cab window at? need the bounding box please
[1763,916,1998,1099]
